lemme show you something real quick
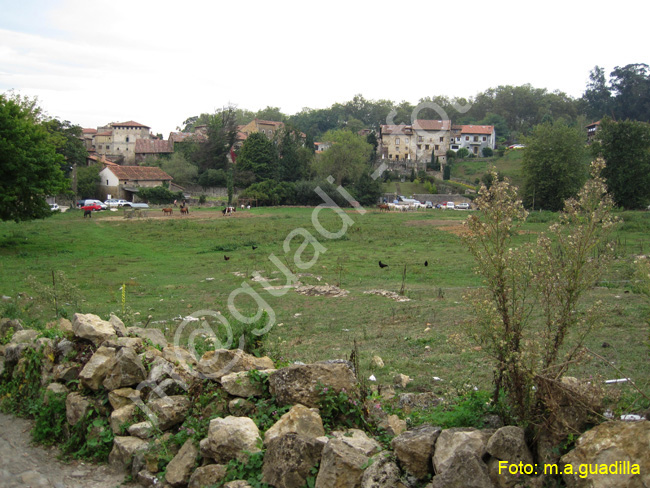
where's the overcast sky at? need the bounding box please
[1,0,648,136]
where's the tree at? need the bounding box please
[353,171,382,206]
[522,119,588,211]
[456,148,470,159]
[314,130,372,186]
[276,127,311,182]
[194,107,238,173]
[146,152,198,187]
[593,117,650,208]
[236,132,278,181]
[609,63,650,122]
[443,164,451,180]
[482,147,494,157]
[198,169,227,188]
[0,93,69,222]
[76,164,101,199]
[581,66,612,121]
[43,118,88,175]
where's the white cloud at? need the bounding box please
[1,0,649,135]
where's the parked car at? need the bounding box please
[81,203,102,212]
[125,202,149,209]
[446,202,455,210]
[49,203,60,212]
[508,144,525,150]
[425,201,433,208]
[456,202,470,210]
[79,199,107,210]
[105,198,129,208]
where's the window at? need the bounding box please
[483,136,487,141]
[106,180,109,185]
[389,154,393,159]
[396,147,400,152]
[465,136,469,141]
[418,136,423,142]
[417,144,422,150]
[474,136,479,142]
[439,136,444,142]
[451,145,459,150]
[126,136,129,142]
[395,138,400,145]
[435,145,439,150]
[425,144,429,150]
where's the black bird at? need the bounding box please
[379,261,388,268]
[224,255,230,261]
[424,260,428,267]
[252,245,258,250]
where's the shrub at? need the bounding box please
[137,186,183,205]
[482,147,494,157]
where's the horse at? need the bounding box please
[378,204,390,212]
[83,209,92,218]
[180,207,189,215]
[162,208,173,216]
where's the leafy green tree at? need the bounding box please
[522,119,588,211]
[198,169,227,188]
[456,148,470,159]
[581,66,612,121]
[482,147,494,157]
[194,107,238,173]
[237,132,278,181]
[366,132,378,162]
[43,119,88,175]
[314,130,372,185]
[593,117,650,208]
[0,93,69,221]
[353,171,382,206]
[609,63,650,122]
[146,152,197,187]
[409,168,416,182]
[443,164,451,180]
[76,164,101,199]
[256,106,286,122]
[276,127,311,182]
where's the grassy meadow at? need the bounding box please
[1,205,649,413]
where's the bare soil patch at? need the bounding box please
[405,219,469,236]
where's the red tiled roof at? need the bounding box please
[106,165,173,181]
[83,128,97,134]
[112,120,150,128]
[380,124,413,135]
[412,119,452,131]
[237,131,248,141]
[256,119,284,127]
[135,139,172,154]
[460,125,494,135]
[586,120,601,128]
[169,132,208,143]
[95,131,113,137]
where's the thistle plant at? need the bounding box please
[463,159,617,424]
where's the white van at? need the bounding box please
[446,202,455,210]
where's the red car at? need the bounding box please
[81,204,102,212]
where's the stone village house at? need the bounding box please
[99,165,173,202]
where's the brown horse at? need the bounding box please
[162,208,173,216]
[378,204,390,212]
[180,207,189,215]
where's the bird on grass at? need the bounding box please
[424,260,428,267]
[379,261,388,268]
[224,255,230,261]
[252,245,258,250]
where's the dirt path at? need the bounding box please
[0,413,138,488]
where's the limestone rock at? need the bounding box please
[128,421,155,439]
[197,348,274,380]
[393,374,411,388]
[262,433,324,488]
[433,427,493,474]
[371,356,384,369]
[72,313,117,346]
[110,404,137,435]
[430,452,495,488]
[55,338,75,360]
[109,313,128,337]
[109,435,149,469]
[116,336,143,349]
[315,438,369,488]
[221,369,275,398]
[201,416,261,464]
[136,469,158,487]
[224,482,253,488]
[331,429,381,456]
[78,346,116,390]
[127,326,168,349]
[165,438,199,487]
[52,362,81,383]
[391,424,441,479]
[361,453,402,488]
[108,387,141,410]
[147,395,191,430]
[188,464,228,488]
[264,403,325,446]
[163,345,198,370]
[398,392,442,413]
[103,346,146,390]
[66,392,91,426]
[269,362,358,408]
[12,329,39,344]
[0,317,23,338]
[383,414,407,436]
[44,382,68,399]
[486,426,533,465]
[228,398,256,417]
[561,420,650,488]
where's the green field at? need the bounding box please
[1,205,649,411]
[451,150,525,187]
